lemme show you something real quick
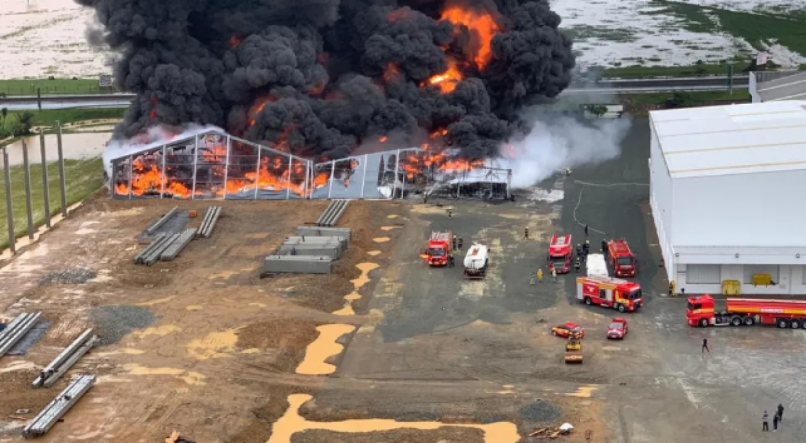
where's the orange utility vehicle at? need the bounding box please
[607,239,636,277]
[548,234,572,274]
[420,231,452,267]
[687,294,806,328]
[576,275,643,312]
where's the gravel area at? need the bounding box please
[39,269,98,285]
[518,400,562,423]
[90,305,156,346]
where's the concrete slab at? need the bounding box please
[284,236,348,254]
[264,255,333,274]
[296,226,351,240]
[277,244,343,259]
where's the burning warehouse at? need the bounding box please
[82,0,576,182]
[109,127,511,200]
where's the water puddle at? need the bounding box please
[267,394,520,443]
[125,364,206,386]
[295,324,356,375]
[186,329,238,360]
[135,324,181,338]
[373,237,390,243]
[136,296,175,306]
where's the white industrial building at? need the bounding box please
[649,100,806,295]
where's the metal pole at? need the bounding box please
[392,150,400,199]
[56,122,67,213]
[360,154,368,198]
[3,150,15,254]
[303,161,310,199]
[39,131,51,228]
[400,151,406,197]
[191,135,199,199]
[222,136,230,199]
[128,155,133,200]
[253,145,261,199]
[327,160,335,198]
[286,155,293,199]
[22,141,34,240]
[160,144,166,198]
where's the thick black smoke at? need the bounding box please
[76,0,574,160]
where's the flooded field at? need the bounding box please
[0,0,112,79]
[1,132,111,167]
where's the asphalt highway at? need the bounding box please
[0,76,749,110]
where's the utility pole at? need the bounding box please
[727,63,734,95]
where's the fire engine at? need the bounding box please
[548,234,572,274]
[576,275,643,312]
[419,231,452,267]
[607,239,636,277]
[687,294,806,328]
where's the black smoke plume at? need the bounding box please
[76,0,574,160]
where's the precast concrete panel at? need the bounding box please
[295,226,351,240]
[264,255,333,274]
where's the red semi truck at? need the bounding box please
[687,294,806,328]
[420,231,452,267]
[607,239,636,277]
[548,234,572,274]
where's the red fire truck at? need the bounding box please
[576,275,643,312]
[419,231,452,267]
[548,234,572,274]
[687,294,806,328]
[607,239,636,277]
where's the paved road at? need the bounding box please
[0,76,749,110]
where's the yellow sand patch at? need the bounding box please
[186,329,239,360]
[387,214,399,219]
[249,302,267,308]
[295,324,356,375]
[185,305,203,311]
[367,250,381,256]
[125,364,206,386]
[344,292,361,301]
[357,309,385,334]
[267,394,520,443]
[241,348,260,354]
[373,237,390,243]
[332,304,355,316]
[380,226,401,231]
[136,296,175,306]
[351,262,379,290]
[208,270,240,280]
[497,385,516,395]
[121,348,146,355]
[135,325,181,338]
[246,233,270,239]
[566,385,597,398]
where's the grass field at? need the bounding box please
[602,62,750,78]
[0,78,115,96]
[0,108,125,139]
[620,89,751,104]
[652,1,806,56]
[0,157,104,249]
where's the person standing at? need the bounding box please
[447,208,452,219]
[669,280,676,296]
[584,224,589,237]
[537,269,543,283]
[574,256,581,273]
[448,254,455,268]
[524,227,529,239]
[452,235,457,251]
[773,411,779,432]
[458,237,464,249]
[551,267,557,283]
[702,337,710,354]
[777,404,784,422]
[763,411,769,431]
[601,239,608,255]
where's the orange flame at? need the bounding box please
[426,59,462,93]
[383,63,402,83]
[248,95,276,127]
[379,136,388,143]
[229,34,243,48]
[440,5,499,69]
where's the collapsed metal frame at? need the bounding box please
[111,134,511,200]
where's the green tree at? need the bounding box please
[585,104,609,117]
[0,108,7,131]
[12,111,34,137]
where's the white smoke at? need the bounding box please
[102,124,226,182]
[498,108,632,188]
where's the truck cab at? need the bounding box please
[548,234,572,274]
[420,231,451,266]
[686,294,715,327]
[607,239,636,277]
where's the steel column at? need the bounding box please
[160,144,166,198]
[222,136,231,199]
[303,161,310,199]
[360,154,368,198]
[3,150,15,254]
[128,155,133,200]
[191,135,199,199]
[286,155,293,199]
[392,149,400,199]
[253,145,262,199]
[56,122,67,214]
[39,131,51,228]
[22,141,34,239]
[327,160,335,198]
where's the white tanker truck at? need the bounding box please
[463,243,488,279]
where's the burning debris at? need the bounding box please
[79,0,575,164]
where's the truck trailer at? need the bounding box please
[463,243,488,279]
[687,294,806,328]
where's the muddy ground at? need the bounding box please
[1,118,804,443]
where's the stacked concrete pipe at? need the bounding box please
[0,312,42,360]
[23,375,96,438]
[32,328,98,389]
[316,199,349,227]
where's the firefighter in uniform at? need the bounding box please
[669,280,676,296]
[524,227,529,239]
[576,244,582,258]
[537,269,543,283]
[574,256,581,273]
[452,235,457,251]
[584,239,590,254]
[601,239,608,255]
[447,208,452,219]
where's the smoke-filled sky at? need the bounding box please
[76,0,575,160]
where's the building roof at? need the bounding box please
[650,101,806,178]
[756,71,806,102]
